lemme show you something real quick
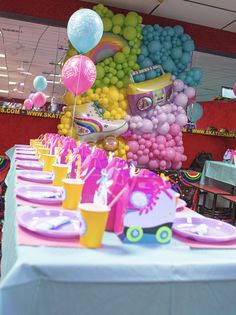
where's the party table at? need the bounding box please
[1,148,236,315]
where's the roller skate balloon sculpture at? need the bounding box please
[58,4,204,171]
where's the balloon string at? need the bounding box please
[71,55,82,137]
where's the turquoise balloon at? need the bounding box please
[33,76,47,92]
[187,102,203,122]
[67,9,103,54]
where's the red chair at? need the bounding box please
[221,195,236,225]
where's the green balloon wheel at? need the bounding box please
[126,226,143,242]
[156,226,172,244]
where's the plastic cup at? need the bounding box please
[38,148,50,161]
[42,154,56,172]
[79,203,110,248]
[52,164,68,186]
[62,178,84,210]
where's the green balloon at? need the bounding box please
[103,77,110,85]
[103,18,112,32]
[110,62,116,68]
[113,25,121,34]
[122,46,130,55]
[123,76,131,87]
[104,59,110,65]
[116,64,122,70]
[123,27,137,40]
[96,65,105,80]
[105,66,110,71]
[117,70,125,79]
[112,14,125,26]
[128,60,135,67]
[114,52,126,63]
[106,10,114,18]
[122,62,128,69]
[108,73,113,78]
[125,14,138,27]
[111,76,118,84]
[134,63,139,70]
[116,81,124,89]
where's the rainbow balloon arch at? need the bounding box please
[51,4,204,171]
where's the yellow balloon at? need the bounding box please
[63,92,74,106]
[57,124,63,129]
[65,111,72,118]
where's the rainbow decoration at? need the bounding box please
[86,32,129,64]
[74,117,103,134]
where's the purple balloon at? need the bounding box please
[141,119,154,133]
[175,92,188,107]
[29,93,34,100]
[24,98,33,110]
[184,87,196,99]
[167,113,175,124]
[157,122,170,135]
[173,79,185,92]
[176,114,188,127]
[158,113,167,123]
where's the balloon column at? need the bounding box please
[59,3,203,170]
[58,9,102,137]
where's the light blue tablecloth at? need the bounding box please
[201,161,236,187]
[1,148,236,315]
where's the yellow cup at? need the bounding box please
[42,154,56,172]
[79,203,110,248]
[38,148,50,161]
[52,164,68,186]
[62,178,84,210]
[32,140,42,148]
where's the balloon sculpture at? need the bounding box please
[57,3,204,170]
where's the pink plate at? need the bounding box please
[16,150,36,155]
[16,185,64,205]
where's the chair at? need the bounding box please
[191,184,231,214]
[220,195,236,225]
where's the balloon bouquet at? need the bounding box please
[24,76,47,110]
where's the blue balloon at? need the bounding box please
[187,103,203,122]
[33,76,47,92]
[141,45,149,57]
[67,9,103,54]
[145,70,157,80]
[171,47,183,59]
[174,25,184,35]
[183,40,195,52]
[148,40,162,53]
[140,57,153,69]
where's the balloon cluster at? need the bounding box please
[57,111,77,138]
[23,76,48,110]
[97,136,129,160]
[75,86,128,119]
[92,4,142,89]
[125,78,196,169]
[136,24,202,85]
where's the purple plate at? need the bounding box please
[16,161,43,171]
[16,185,64,205]
[173,217,236,243]
[16,150,36,155]
[17,208,83,238]
[15,154,39,161]
[18,170,53,184]
[176,199,187,212]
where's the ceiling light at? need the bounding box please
[49,74,61,77]
[17,90,24,94]
[0,66,7,70]
[20,71,32,75]
[13,88,17,91]
[0,54,5,58]
[47,80,61,84]
[17,66,24,71]
[0,89,9,93]
[20,82,24,86]
[9,81,17,85]
[0,74,8,77]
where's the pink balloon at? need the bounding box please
[159,160,167,170]
[173,79,185,92]
[170,123,181,136]
[172,161,182,170]
[149,160,159,169]
[62,55,96,95]
[128,141,139,153]
[32,92,46,108]
[156,135,166,144]
[24,98,33,110]
[182,154,187,161]
[127,152,133,159]
[138,155,149,165]
[166,148,175,160]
